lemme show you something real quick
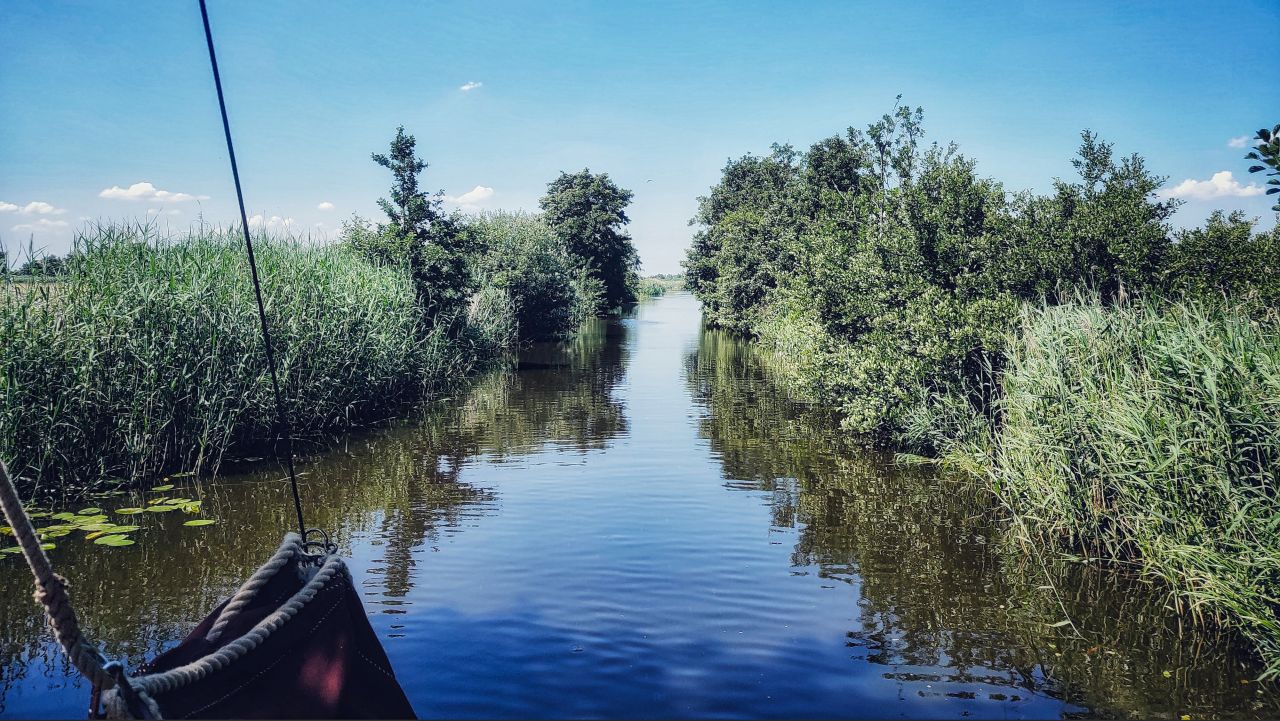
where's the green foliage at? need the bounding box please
[687,104,1274,441]
[1245,123,1280,212]
[540,169,640,312]
[0,223,484,494]
[16,255,70,277]
[365,126,476,324]
[688,101,1280,672]
[466,211,587,342]
[1165,211,1280,305]
[979,296,1280,677]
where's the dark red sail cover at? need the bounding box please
[136,555,415,719]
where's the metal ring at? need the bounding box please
[302,527,337,557]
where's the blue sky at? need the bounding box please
[2,1,1277,273]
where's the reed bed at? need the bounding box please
[981,296,1280,676]
[0,223,480,495]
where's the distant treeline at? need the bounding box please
[684,103,1280,676]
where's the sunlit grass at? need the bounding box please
[0,222,478,495]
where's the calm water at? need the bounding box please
[1,293,1275,719]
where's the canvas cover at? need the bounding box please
[126,550,415,719]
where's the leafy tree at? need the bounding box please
[357,126,475,324]
[1245,124,1280,212]
[17,255,68,276]
[1165,211,1280,305]
[468,212,584,341]
[540,169,639,312]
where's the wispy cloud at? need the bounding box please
[459,81,483,92]
[444,185,494,207]
[0,200,67,215]
[1228,135,1252,149]
[12,218,70,232]
[99,181,208,203]
[1160,171,1264,201]
[317,201,335,211]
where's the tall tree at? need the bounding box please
[540,169,639,311]
[359,126,474,323]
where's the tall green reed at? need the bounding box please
[978,295,1280,676]
[0,223,476,495]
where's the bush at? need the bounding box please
[467,211,590,342]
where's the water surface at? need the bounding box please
[1,293,1274,719]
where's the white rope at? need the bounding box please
[204,536,302,643]
[0,459,116,692]
[2,459,345,719]
[104,535,345,704]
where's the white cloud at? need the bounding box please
[459,81,482,92]
[99,181,207,203]
[0,200,67,215]
[317,201,335,211]
[1228,135,1252,149]
[445,185,495,207]
[1160,171,1265,201]
[12,218,69,232]
[248,214,296,231]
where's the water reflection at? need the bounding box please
[0,318,630,718]
[3,298,1276,719]
[686,326,1276,719]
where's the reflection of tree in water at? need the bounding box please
[0,316,631,712]
[686,327,1277,719]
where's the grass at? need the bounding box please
[920,295,1280,677]
[636,275,685,299]
[755,290,1280,676]
[0,222,488,495]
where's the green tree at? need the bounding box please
[358,126,474,324]
[1245,124,1280,212]
[540,169,639,312]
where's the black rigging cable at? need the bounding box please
[198,0,306,537]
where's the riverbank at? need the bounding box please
[0,224,493,495]
[3,292,1273,719]
[684,105,1280,676]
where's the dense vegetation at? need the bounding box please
[0,126,644,495]
[1,224,454,494]
[540,169,641,313]
[684,103,1280,674]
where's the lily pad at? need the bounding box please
[183,519,217,527]
[78,523,117,533]
[0,526,13,536]
[39,528,72,539]
[78,507,103,515]
[93,535,134,547]
[115,508,145,515]
[51,512,78,521]
[39,542,55,551]
[148,498,170,505]
[150,484,175,492]
[0,546,21,554]
[145,505,178,512]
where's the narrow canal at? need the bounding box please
[1,293,1273,719]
